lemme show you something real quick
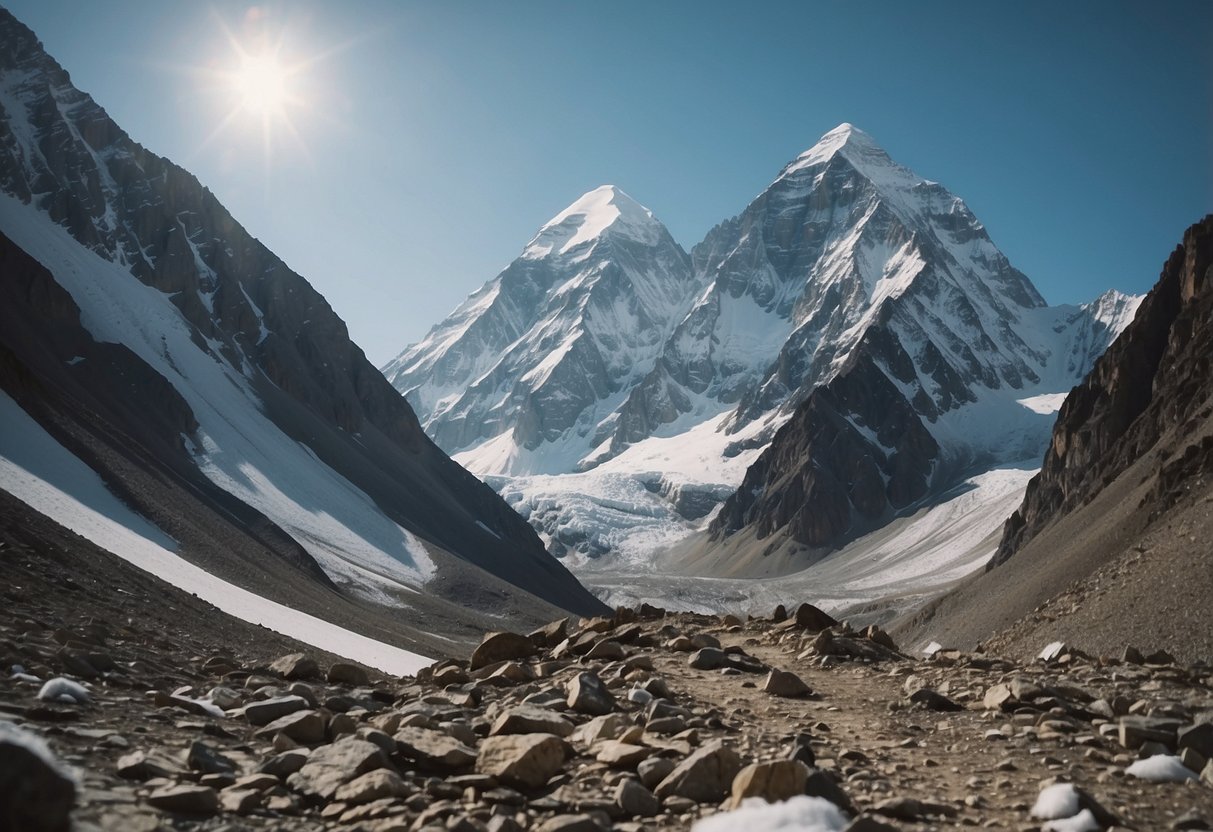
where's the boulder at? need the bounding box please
[793,603,838,632]
[764,669,811,698]
[327,663,370,686]
[615,777,660,818]
[908,688,964,712]
[254,710,327,745]
[476,733,567,789]
[470,632,537,671]
[567,671,615,715]
[0,724,75,831]
[491,705,574,738]
[269,653,320,681]
[333,768,408,804]
[394,727,477,769]
[728,759,810,808]
[244,695,309,726]
[654,741,741,803]
[286,738,388,800]
[146,784,220,815]
[689,647,725,670]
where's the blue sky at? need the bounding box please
[5,0,1211,364]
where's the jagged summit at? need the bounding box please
[523,185,665,259]
[778,122,908,184]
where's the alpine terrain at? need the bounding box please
[0,8,607,674]
[899,214,1213,661]
[387,124,1140,614]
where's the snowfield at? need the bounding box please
[0,389,429,675]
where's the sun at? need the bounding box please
[233,54,289,116]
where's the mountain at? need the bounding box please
[0,7,606,664]
[392,124,1139,578]
[897,215,1213,661]
[383,185,697,473]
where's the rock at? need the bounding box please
[585,640,624,660]
[286,738,388,800]
[530,618,569,647]
[908,687,963,712]
[793,603,838,631]
[269,653,320,680]
[1178,722,1213,759]
[1122,645,1144,664]
[575,713,627,745]
[186,741,236,775]
[533,815,604,832]
[654,740,741,803]
[327,662,370,686]
[615,777,660,818]
[983,684,1017,711]
[0,723,75,831]
[871,797,958,820]
[567,671,615,715]
[259,748,310,778]
[1173,809,1210,830]
[477,734,567,789]
[1119,715,1179,750]
[244,695,309,726]
[394,727,477,769]
[764,669,811,698]
[219,787,261,814]
[207,686,242,710]
[637,756,676,790]
[728,759,809,808]
[805,767,856,814]
[772,604,788,622]
[334,768,409,804]
[470,632,537,670]
[596,741,652,769]
[491,705,574,738]
[146,784,220,815]
[689,647,725,670]
[254,709,327,744]
[116,750,177,781]
[844,817,901,832]
[862,625,897,651]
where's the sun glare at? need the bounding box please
[233,54,289,115]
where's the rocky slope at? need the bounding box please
[4,527,1212,831]
[0,6,606,652]
[392,123,1139,577]
[896,216,1213,661]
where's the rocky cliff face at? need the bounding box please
[994,215,1213,565]
[0,9,606,628]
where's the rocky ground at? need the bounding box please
[4,529,1213,832]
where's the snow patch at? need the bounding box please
[691,796,848,832]
[0,388,430,676]
[1031,783,1080,820]
[1125,755,1199,782]
[37,677,91,704]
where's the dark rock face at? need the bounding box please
[0,9,606,619]
[994,216,1213,566]
[710,333,940,549]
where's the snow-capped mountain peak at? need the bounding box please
[523,184,664,259]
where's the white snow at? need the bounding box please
[37,677,91,704]
[1031,783,1081,820]
[0,192,435,602]
[1018,392,1069,414]
[1043,809,1100,832]
[1038,641,1067,662]
[523,185,662,258]
[1125,755,1199,782]
[0,388,430,676]
[692,796,848,832]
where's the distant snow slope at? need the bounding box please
[0,192,434,602]
[579,461,1039,619]
[0,389,429,675]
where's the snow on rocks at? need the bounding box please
[1125,754,1200,782]
[692,796,848,832]
[36,677,90,704]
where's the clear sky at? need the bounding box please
[5,1,1211,364]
